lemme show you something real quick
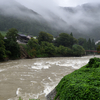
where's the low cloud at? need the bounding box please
[0,0,100,36]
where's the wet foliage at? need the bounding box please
[54,57,100,100]
[1,28,96,61]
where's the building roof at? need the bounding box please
[18,34,27,37]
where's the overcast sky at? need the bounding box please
[54,0,100,7]
[16,0,100,7]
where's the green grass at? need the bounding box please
[54,57,100,100]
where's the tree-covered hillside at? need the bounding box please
[0,14,60,36]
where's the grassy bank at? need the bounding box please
[54,57,100,100]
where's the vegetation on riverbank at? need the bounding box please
[54,57,100,100]
[0,28,96,61]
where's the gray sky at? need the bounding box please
[54,0,100,7]
[16,0,100,7]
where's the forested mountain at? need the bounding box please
[0,0,62,36]
[62,3,100,41]
[0,1,100,41]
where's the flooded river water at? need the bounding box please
[0,55,99,100]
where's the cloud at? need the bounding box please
[54,0,100,7]
[0,0,100,37]
[0,0,41,19]
[16,0,58,16]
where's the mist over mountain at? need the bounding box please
[0,0,100,41]
[62,3,100,40]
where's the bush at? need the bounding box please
[87,57,100,68]
[72,44,85,56]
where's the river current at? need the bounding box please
[0,55,99,100]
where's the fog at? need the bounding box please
[0,0,100,34]
[56,0,100,7]
[16,0,100,33]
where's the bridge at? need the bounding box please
[85,50,99,55]
[85,50,98,53]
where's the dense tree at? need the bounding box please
[78,38,86,46]
[78,38,96,50]
[38,31,53,43]
[4,39,20,59]
[57,45,70,56]
[87,38,96,50]
[57,45,67,56]
[27,38,39,50]
[72,44,85,56]
[0,26,92,60]
[26,38,39,57]
[70,32,73,37]
[6,28,18,42]
[40,41,56,56]
[55,33,77,48]
[91,39,96,50]
[0,33,7,60]
[78,38,87,49]
[87,38,92,50]
[4,28,20,59]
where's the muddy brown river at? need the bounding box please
[0,55,99,100]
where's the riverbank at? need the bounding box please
[47,57,100,100]
[1,44,96,62]
[46,88,58,100]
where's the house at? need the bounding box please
[17,34,31,43]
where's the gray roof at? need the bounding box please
[18,34,27,37]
